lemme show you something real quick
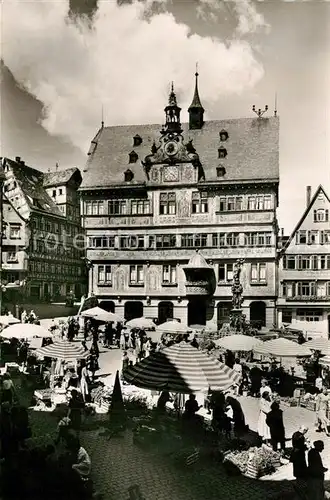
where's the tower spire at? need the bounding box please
[163,82,182,134]
[188,66,205,130]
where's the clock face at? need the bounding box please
[164,141,178,157]
[163,166,179,182]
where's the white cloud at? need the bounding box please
[1,0,266,152]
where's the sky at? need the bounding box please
[1,0,330,234]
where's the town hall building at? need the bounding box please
[80,74,280,328]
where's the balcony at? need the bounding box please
[285,295,330,302]
[182,251,216,297]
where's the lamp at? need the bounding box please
[146,296,151,305]
[177,296,182,303]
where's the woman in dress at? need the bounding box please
[1,373,16,404]
[316,388,330,436]
[257,391,272,443]
[79,360,89,402]
[68,389,85,436]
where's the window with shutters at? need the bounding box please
[108,200,127,215]
[181,234,207,248]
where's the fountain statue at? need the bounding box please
[229,258,247,333]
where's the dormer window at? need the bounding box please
[218,147,227,159]
[219,129,229,141]
[217,166,226,177]
[129,151,138,163]
[124,169,134,182]
[133,135,143,147]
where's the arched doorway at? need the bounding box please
[158,301,174,325]
[188,299,207,326]
[124,301,143,321]
[250,301,266,328]
[99,301,115,313]
[217,302,231,328]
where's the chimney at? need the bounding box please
[15,156,21,163]
[306,186,312,207]
[20,160,25,166]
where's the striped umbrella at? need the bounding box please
[253,337,311,357]
[305,338,330,354]
[215,334,264,351]
[123,341,241,393]
[156,320,192,335]
[36,340,89,360]
[319,356,330,367]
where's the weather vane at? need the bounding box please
[252,104,268,118]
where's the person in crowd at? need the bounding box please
[0,402,16,460]
[1,373,16,404]
[135,332,141,361]
[18,341,29,368]
[121,350,129,374]
[67,434,92,496]
[91,329,100,359]
[315,374,323,393]
[87,346,99,382]
[233,359,243,395]
[211,391,231,438]
[249,365,263,397]
[224,349,235,369]
[290,425,309,496]
[144,337,152,358]
[68,389,85,436]
[315,387,330,436]
[307,440,328,500]
[257,391,271,444]
[156,390,172,414]
[21,309,27,323]
[119,329,126,350]
[54,413,71,446]
[183,394,202,420]
[79,360,90,402]
[67,318,75,342]
[190,335,199,348]
[66,368,79,389]
[260,378,272,397]
[266,401,286,452]
[12,404,31,448]
[225,395,247,436]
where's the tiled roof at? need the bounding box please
[43,167,81,187]
[0,163,5,181]
[81,116,279,190]
[4,158,63,217]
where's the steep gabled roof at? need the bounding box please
[43,167,81,188]
[2,194,27,223]
[3,158,64,217]
[281,185,330,254]
[81,116,279,190]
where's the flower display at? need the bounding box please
[224,446,281,477]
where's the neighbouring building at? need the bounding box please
[1,195,29,307]
[80,76,279,328]
[1,157,86,302]
[277,185,330,338]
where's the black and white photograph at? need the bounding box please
[0,0,330,499]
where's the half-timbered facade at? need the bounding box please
[278,185,330,337]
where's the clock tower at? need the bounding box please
[141,83,202,182]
